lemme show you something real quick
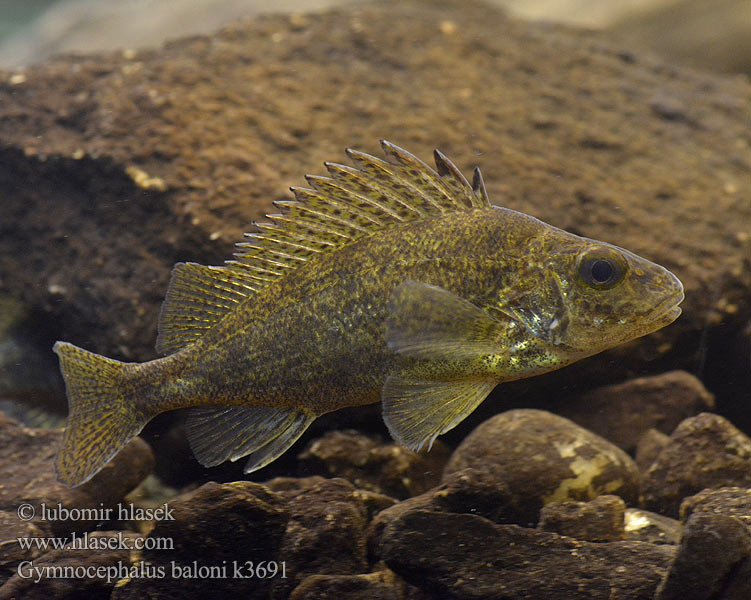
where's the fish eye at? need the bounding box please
[577,247,628,290]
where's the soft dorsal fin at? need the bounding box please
[157,141,490,354]
[156,262,257,355]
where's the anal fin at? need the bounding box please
[382,377,497,452]
[185,405,314,473]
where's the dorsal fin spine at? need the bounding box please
[379,140,455,212]
[345,149,426,217]
[321,164,407,222]
[287,189,374,234]
[268,214,353,241]
[302,176,387,227]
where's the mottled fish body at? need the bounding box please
[54,141,683,486]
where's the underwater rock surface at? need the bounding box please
[641,412,751,517]
[0,0,749,598]
[380,510,674,600]
[443,409,641,524]
[557,370,715,454]
[297,430,450,500]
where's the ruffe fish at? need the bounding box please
[53,141,684,486]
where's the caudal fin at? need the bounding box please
[53,342,144,487]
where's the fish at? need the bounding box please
[53,141,684,486]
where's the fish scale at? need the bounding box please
[52,140,683,486]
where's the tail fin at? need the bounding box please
[53,342,144,487]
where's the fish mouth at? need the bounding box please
[644,288,684,328]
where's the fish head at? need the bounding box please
[539,236,684,355]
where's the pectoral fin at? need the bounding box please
[383,281,501,450]
[382,377,497,451]
[385,280,503,360]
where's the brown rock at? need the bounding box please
[642,413,751,517]
[624,509,681,545]
[538,495,626,542]
[271,478,370,599]
[611,0,751,74]
[557,371,715,453]
[680,486,751,532]
[265,475,397,520]
[112,480,288,599]
[0,531,138,600]
[0,413,153,535]
[297,429,449,500]
[635,428,671,471]
[654,512,751,600]
[381,509,674,600]
[368,468,515,560]
[443,409,640,524]
[290,570,405,600]
[0,510,51,585]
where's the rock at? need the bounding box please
[538,495,626,542]
[0,2,747,403]
[0,531,138,600]
[289,570,406,600]
[265,475,397,521]
[635,428,671,471]
[112,480,288,599]
[556,371,715,453]
[611,0,751,74]
[0,295,64,428]
[368,468,515,559]
[0,413,153,535]
[443,409,640,524]
[381,509,674,600]
[270,477,370,599]
[642,413,751,517]
[680,487,751,532]
[654,512,751,600]
[297,429,450,499]
[0,510,51,585]
[624,509,681,545]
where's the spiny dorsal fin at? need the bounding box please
[158,141,490,354]
[227,140,489,282]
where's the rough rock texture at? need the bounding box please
[289,570,407,600]
[266,475,397,520]
[112,480,288,599]
[297,430,450,499]
[538,494,626,542]
[381,509,674,600]
[654,512,751,600]
[623,509,681,545]
[269,477,371,599]
[641,413,751,517]
[368,468,515,559]
[680,487,751,529]
[557,370,715,453]
[0,413,153,535]
[0,510,51,585]
[635,428,671,471]
[443,409,640,524]
[0,0,748,419]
